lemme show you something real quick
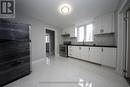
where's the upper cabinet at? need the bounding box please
[62,26,76,37]
[94,13,114,34]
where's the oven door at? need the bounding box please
[59,45,68,57]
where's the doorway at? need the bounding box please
[123,9,130,78]
[45,29,55,57]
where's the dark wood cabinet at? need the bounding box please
[0,22,31,86]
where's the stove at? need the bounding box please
[59,41,71,57]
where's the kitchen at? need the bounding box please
[0,0,130,87]
[60,13,117,68]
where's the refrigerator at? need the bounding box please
[0,22,31,86]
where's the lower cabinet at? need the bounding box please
[73,46,80,58]
[101,48,116,67]
[68,46,117,68]
[89,47,102,64]
[80,46,89,61]
[68,46,89,61]
[68,46,80,58]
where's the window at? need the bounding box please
[76,24,93,42]
[45,34,50,43]
[77,26,85,42]
[85,24,93,42]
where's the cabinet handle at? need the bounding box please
[101,48,103,52]
[89,48,90,51]
[79,47,81,50]
[100,29,104,33]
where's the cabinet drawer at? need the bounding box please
[0,63,30,86]
[68,53,72,56]
[0,56,30,71]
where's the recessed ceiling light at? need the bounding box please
[58,4,72,15]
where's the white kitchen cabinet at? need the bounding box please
[101,48,116,68]
[94,13,114,34]
[80,46,89,61]
[68,46,117,68]
[73,46,80,58]
[102,13,114,33]
[68,46,80,58]
[94,17,102,34]
[62,26,76,37]
[68,46,73,57]
[69,26,76,37]
[68,46,89,61]
[89,47,102,64]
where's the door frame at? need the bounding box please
[124,9,130,77]
[116,0,129,76]
[44,27,57,57]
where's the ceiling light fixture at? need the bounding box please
[58,3,72,15]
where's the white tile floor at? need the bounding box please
[4,56,130,87]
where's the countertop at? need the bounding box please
[68,44,117,48]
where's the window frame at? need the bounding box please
[77,25,85,42]
[85,24,94,42]
[76,23,94,42]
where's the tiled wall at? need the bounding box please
[94,33,116,46]
[62,33,116,46]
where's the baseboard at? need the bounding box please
[32,58,46,65]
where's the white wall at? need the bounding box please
[10,15,62,61]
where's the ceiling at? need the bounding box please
[16,0,121,29]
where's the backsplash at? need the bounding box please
[62,33,116,46]
[94,33,116,46]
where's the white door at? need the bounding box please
[89,47,102,64]
[101,48,116,68]
[80,46,89,61]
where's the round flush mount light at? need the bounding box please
[58,4,72,15]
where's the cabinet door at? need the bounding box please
[94,13,114,34]
[73,46,80,58]
[80,46,89,61]
[89,47,102,64]
[102,13,114,33]
[68,46,72,57]
[101,48,116,68]
[94,18,102,34]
